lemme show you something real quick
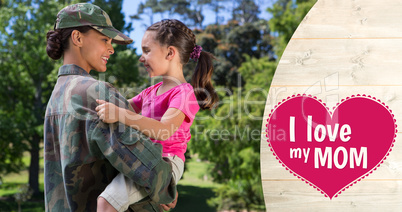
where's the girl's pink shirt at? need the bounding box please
[131,82,199,162]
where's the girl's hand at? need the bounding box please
[95,99,120,123]
[161,191,178,211]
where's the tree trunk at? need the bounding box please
[29,76,44,196]
[29,133,40,195]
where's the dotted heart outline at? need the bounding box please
[265,94,398,199]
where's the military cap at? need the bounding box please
[54,3,133,45]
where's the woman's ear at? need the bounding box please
[70,30,83,47]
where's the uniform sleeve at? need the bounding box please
[168,86,200,123]
[87,82,176,204]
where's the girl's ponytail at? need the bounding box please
[191,50,219,110]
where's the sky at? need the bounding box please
[121,0,273,54]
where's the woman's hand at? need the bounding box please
[95,99,121,123]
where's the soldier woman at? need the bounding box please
[44,3,176,211]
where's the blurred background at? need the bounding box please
[0,0,315,211]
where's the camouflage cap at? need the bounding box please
[55,3,133,45]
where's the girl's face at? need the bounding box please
[80,29,114,72]
[139,31,170,77]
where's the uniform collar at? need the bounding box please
[58,64,92,77]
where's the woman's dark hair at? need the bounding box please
[46,26,92,60]
[146,19,219,110]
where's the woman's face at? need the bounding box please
[139,31,170,77]
[80,29,114,72]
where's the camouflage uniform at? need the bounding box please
[44,64,176,211]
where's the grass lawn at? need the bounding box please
[0,151,45,212]
[0,153,220,212]
[173,157,221,212]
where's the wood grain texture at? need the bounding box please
[260,0,402,210]
[293,1,402,39]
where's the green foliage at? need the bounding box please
[195,19,274,89]
[0,199,45,212]
[0,110,27,176]
[93,0,131,34]
[207,0,228,25]
[189,56,276,211]
[133,0,266,28]
[268,0,317,57]
[133,0,206,27]
[14,184,34,212]
[231,0,260,24]
[0,0,73,193]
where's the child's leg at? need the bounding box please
[98,173,148,212]
[128,156,184,211]
[97,196,117,212]
[167,156,184,184]
[100,156,184,211]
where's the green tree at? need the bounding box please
[0,0,71,195]
[196,19,274,89]
[130,0,190,26]
[131,0,162,27]
[268,0,317,57]
[184,0,212,28]
[231,0,260,24]
[189,55,276,210]
[0,0,141,195]
[209,0,228,24]
[159,0,190,17]
[93,0,130,34]
[131,0,210,28]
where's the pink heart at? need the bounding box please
[266,94,397,199]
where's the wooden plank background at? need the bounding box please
[260,0,402,210]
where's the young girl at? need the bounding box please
[95,19,219,211]
[44,3,176,211]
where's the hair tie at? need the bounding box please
[190,45,202,60]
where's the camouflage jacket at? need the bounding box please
[44,64,176,211]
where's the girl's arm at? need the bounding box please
[96,99,185,141]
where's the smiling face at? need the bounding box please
[139,31,170,77]
[80,29,114,72]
